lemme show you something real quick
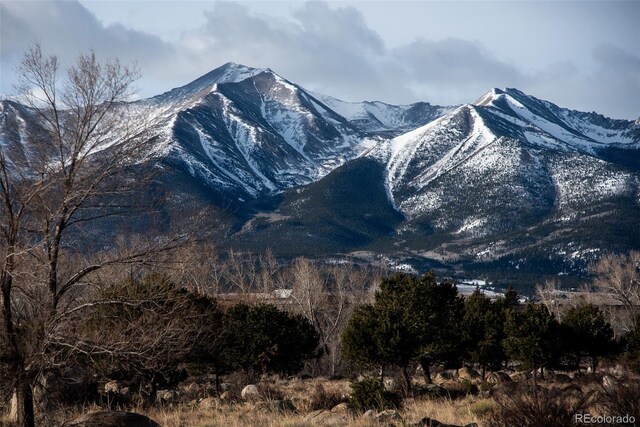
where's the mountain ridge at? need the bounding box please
[2,63,639,285]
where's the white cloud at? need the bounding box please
[1,0,638,120]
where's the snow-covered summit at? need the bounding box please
[312,92,451,135]
[470,87,640,151]
[152,62,272,103]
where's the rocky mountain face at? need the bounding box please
[2,64,639,286]
[129,62,425,204]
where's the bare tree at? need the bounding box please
[536,279,564,320]
[223,249,260,295]
[166,242,224,296]
[592,251,640,331]
[287,258,372,376]
[0,45,191,426]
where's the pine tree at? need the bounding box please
[504,304,561,391]
[463,290,506,381]
[561,303,614,373]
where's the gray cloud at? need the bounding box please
[0,1,177,95]
[390,38,526,105]
[182,1,406,102]
[589,45,640,119]
[1,1,638,120]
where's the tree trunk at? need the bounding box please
[576,352,581,372]
[401,366,412,396]
[214,366,220,394]
[591,356,597,374]
[481,364,486,382]
[16,382,35,427]
[420,359,432,384]
[532,368,538,398]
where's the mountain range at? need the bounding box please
[2,62,639,289]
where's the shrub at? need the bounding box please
[469,399,499,418]
[597,381,640,422]
[349,378,402,412]
[307,383,345,411]
[221,303,320,381]
[486,385,592,427]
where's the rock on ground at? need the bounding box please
[68,411,160,427]
[241,384,260,401]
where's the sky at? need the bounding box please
[1,0,639,120]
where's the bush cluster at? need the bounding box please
[341,272,631,394]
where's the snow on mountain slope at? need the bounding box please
[131,63,371,199]
[373,89,640,238]
[475,88,640,152]
[311,92,451,135]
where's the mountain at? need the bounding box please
[311,93,451,137]
[127,62,450,207]
[233,88,640,285]
[2,65,639,287]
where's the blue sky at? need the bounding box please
[2,1,639,119]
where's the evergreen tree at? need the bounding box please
[342,272,463,392]
[463,290,506,381]
[221,303,320,380]
[503,303,561,390]
[561,303,614,373]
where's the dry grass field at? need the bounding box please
[4,367,638,427]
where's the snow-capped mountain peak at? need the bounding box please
[473,88,505,107]
[152,62,272,103]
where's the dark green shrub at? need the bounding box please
[560,303,614,372]
[349,378,401,412]
[221,303,320,380]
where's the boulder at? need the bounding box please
[199,397,218,410]
[458,367,480,381]
[376,409,402,423]
[411,416,479,427]
[68,411,160,427]
[241,384,260,401]
[103,381,129,397]
[330,402,351,413]
[304,409,348,425]
[487,372,512,384]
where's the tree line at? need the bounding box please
[341,270,640,396]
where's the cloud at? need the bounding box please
[589,45,640,119]
[1,1,638,119]
[523,46,640,119]
[390,38,525,104]
[181,1,406,102]
[0,1,177,95]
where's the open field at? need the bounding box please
[4,366,637,427]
